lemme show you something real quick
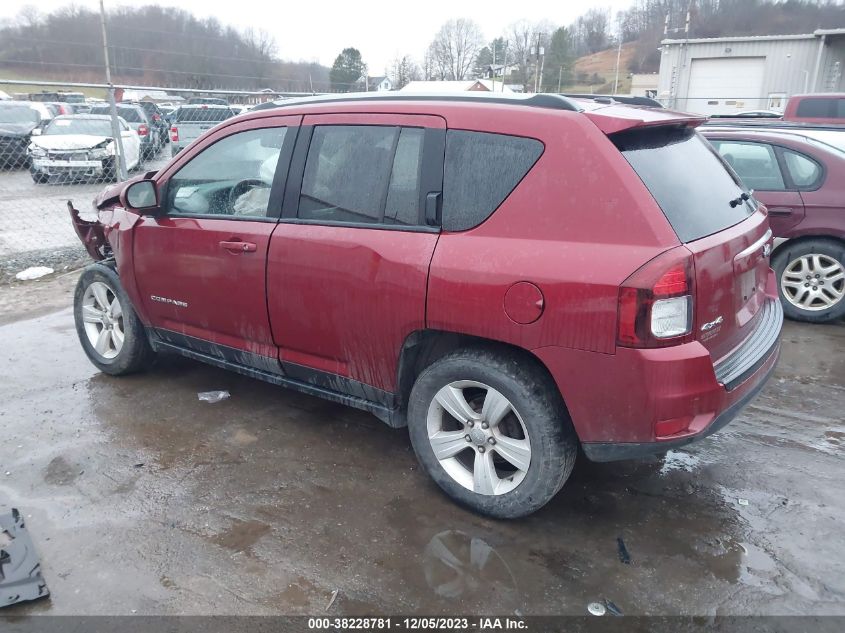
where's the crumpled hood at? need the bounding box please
[31,134,112,150]
[0,122,38,137]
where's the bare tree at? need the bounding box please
[422,46,436,80]
[505,20,555,90]
[389,55,421,90]
[429,18,484,81]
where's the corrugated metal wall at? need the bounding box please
[657,36,830,113]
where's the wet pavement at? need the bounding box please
[0,300,843,616]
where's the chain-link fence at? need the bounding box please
[0,80,308,281]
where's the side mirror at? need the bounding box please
[31,128,42,136]
[125,180,158,211]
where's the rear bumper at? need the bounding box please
[581,344,778,461]
[534,296,783,461]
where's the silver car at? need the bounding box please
[170,105,234,156]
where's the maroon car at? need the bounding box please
[69,94,782,517]
[703,127,845,322]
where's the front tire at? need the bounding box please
[73,264,155,375]
[407,348,578,518]
[772,239,845,323]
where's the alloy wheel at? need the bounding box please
[80,281,125,359]
[426,380,531,496]
[780,253,845,312]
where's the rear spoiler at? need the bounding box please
[584,104,706,135]
[561,93,664,108]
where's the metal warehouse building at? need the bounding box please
[657,29,845,115]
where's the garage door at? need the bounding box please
[684,57,766,115]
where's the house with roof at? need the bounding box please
[356,76,393,92]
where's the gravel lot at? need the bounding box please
[0,273,843,617]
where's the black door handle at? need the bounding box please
[425,192,441,227]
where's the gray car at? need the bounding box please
[88,103,159,159]
[170,105,234,156]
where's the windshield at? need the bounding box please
[615,126,755,243]
[0,105,39,124]
[44,118,113,136]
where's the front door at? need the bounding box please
[267,113,445,396]
[134,117,299,368]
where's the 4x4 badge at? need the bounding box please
[701,316,724,332]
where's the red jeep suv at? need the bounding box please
[69,93,782,518]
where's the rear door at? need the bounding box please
[707,139,805,236]
[616,126,774,361]
[267,113,445,394]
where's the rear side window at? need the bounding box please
[298,125,424,226]
[796,98,845,119]
[710,141,785,191]
[783,149,822,188]
[176,108,233,123]
[616,127,754,243]
[442,131,543,231]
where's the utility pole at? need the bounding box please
[502,42,509,92]
[613,37,622,94]
[558,66,563,93]
[538,45,545,93]
[99,0,127,181]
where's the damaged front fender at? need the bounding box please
[68,200,108,261]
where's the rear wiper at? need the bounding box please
[729,192,751,208]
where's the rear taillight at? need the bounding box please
[138,124,149,137]
[617,247,695,348]
[170,126,179,142]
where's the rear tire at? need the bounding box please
[73,264,155,375]
[407,348,578,518]
[772,239,845,323]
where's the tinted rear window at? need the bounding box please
[796,98,843,118]
[176,108,233,122]
[615,127,754,243]
[442,130,543,231]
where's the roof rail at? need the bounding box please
[250,92,582,113]
[561,93,664,108]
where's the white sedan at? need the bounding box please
[28,114,141,184]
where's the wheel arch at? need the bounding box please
[771,234,845,261]
[395,329,575,432]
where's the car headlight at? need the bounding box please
[29,145,47,157]
[89,146,112,160]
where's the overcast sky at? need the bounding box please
[0,0,634,73]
